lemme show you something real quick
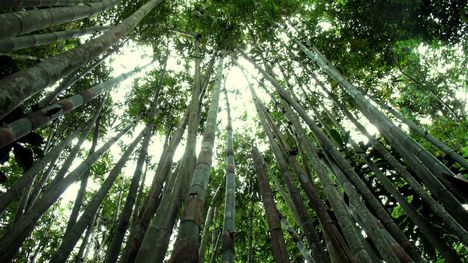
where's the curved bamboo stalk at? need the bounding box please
[168,55,224,262]
[0,62,151,148]
[280,215,314,263]
[63,113,101,235]
[251,146,290,263]
[0,121,135,261]
[0,128,78,215]
[0,0,92,8]
[50,128,146,263]
[367,93,468,170]
[249,84,329,263]
[221,85,236,262]
[199,182,224,262]
[0,0,163,119]
[0,26,108,52]
[0,0,116,39]
[296,41,465,201]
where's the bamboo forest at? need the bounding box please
[0,0,467,262]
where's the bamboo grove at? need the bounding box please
[0,0,467,262]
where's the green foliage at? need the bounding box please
[0,0,466,262]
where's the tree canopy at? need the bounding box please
[0,0,466,262]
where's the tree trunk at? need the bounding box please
[50,128,145,262]
[168,54,224,262]
[221,85,236,263]
[0,121,135,261]
[296,41,466,202]
[251,146,290,263]
[38,41,124,108]
[0,61,150,147]
[280,215,314,263]
[74,206,101,263]
[119,109,190,263]
[0,0,115,39]
[249,81,329,263]
[0,0,164,119]
[245,54,421,262]
[366,92,468,170]
[276,96,372,263]
[199,182,223,262]
[0,26,108,52]
[64,114,101,235]
[0,0,93,8]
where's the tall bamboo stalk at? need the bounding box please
[296,41,466,202]
[199,181,224,262]
[50,128,146,262]
[0,0,164,119]
[0,0,92,8]
[251,146,290,263]
[221,85,236,262]
[0,121,136,261]
[244,54,422,262]
[249,83,329,263]
[0,26,108,52]
[0,61,151,148]
[168,54,224,262]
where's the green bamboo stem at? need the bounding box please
[0,0,163,119]
[0,26,108,52]
[0,61,151,148]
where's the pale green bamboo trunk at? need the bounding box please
[249,84,329,263]
[0,0,92,8]
[0,26,108,52]
[0,1,115,39]
[280,215,314,263]
[38,41,124,108]
[50,128,146,263]
[221,86,236,262]
[0,62,151,148]
[0,121,135,261]
[297,42,466,202]
[0,0,164,119]
[251,146,290,263]
[168,55,224,262]
[199,182,224,262]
